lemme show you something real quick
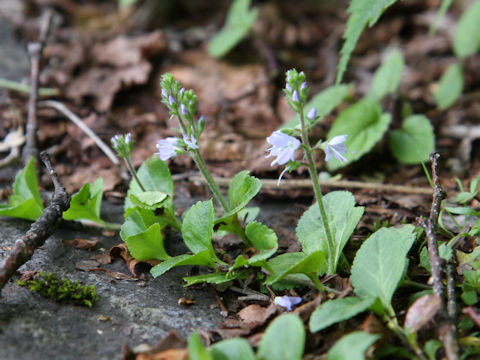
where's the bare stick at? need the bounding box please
[189,175,433,195]
[38,100,124,173]
[0,152,70,291]
[420,152,459,360]
[22,9,54,166]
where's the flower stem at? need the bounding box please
[191,150,230,213]
[298,110,335,274]
[124,157,146,192]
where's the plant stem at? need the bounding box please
[124,157,146,192]
[298,110,335,274]
[383,314,428,360]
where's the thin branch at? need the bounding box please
[38,100,126,179]
[22,9,54,166]
[0,78,58,96]
[189,175,433,195]
[420,152,459,360]
[0,152,70,291]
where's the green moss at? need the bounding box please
[16,272,99,308]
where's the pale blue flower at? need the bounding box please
[307,107,317,120]
[292,90,300,103]
[161,88,168,98]
[181,104,188,115]
[300,81,307,90]
[168,95,175,105]
[156,137,179,161]
[274,296,302,311]
[266,131,300,166]
[325,135,348,163]
[183,134,199,150]
[286,83,292,91]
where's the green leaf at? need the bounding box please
[265,251,325,285]
[328,331,379,360]
[282,84,352,129]
[369,50,404,99]
[188,332,213,360]
[125,156,174,212]
[257,314,305,360]
[425,339,442,360]
[444,206,480,217]
[182,200,215,255]
[184,272,239,286]
[207,0,258,58]
[120,209,170,261]
[389,115,435,164]
[326,99,391,171]
[296,191,364,272]
[453,0,480,58]
[309,297,375,332]
[351,225,416,312]
[432,63,464,110]
[210,338,255,360]
[129,191,168,210]
[0,157,43,221]
[62,178,104,224]
[150,251,216,278]
[337,0,399,84]
[230,222,278,270]
[227,170,262,216]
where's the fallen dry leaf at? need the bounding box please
[64,238,100,250]
[88,268,138,281]
[90,253,113,265]
[109,243,159,277]
[238,302,277,328]
[75,259,100,272]
[405,294,442,332]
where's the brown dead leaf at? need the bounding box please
[90,253,112,265]
[135,349,188,360]
[88,268,138,281]
[93,31,166,67]
[64,238,100,250]
[109,243,159,277]
[66,63,152,111]
[405,294,441,333]
[238,303,278,328]
[75,259,100,271]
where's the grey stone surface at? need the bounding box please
[0,203,223,360]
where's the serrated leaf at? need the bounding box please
[326,99,391,171]
[257,314,305,360]
[389,115,435,164]
[328,331,379,360]
[210,338,255,360]
[282,84,351,129]
[150,251,216,278]
[369,50,404,99]
[309,297,375,333]
[265,251,325,285]
[129,190,168,210]
[0,157,44,221]
[125,156,174,213]
[453,0,480,58]
[227,170,262,216]
[351,225,415,311]
[188,332,213,360]
[184,272,237,286]
[62,178,104,224]
[182,200,215,255]
[337,0,399,84]
[207,0,258,58]
[433,63,463,110]
[296,191,364,273]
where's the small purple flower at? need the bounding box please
[286,83,292,91]
[161,88,168,98]
[181,104,188,115]
[125,132,132,145]
[111,134,121,148]
[325,135,348,163]
[266,131,300,166]
[274,296,302,311]
[292,90,300,103]
[300,82,307,90]
[156,137,179,161]
[179,87,185,95]
[168,95,175,105]
[307,107,317,120]
[183,134,199,150]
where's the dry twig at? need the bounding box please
[420,152,459,360]
[0,152,70,291]
[22,9,54,166]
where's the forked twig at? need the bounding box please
[0,152,70,291]
[420,152,459,360]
